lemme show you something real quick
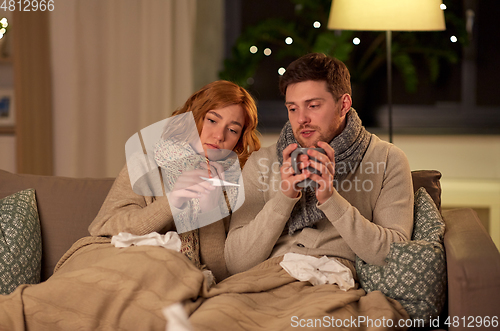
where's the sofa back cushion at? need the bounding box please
[0,170,114,281]
[0,168,442,282]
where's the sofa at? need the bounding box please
[1,168,499,330]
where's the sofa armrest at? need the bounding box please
[442,208,500,326]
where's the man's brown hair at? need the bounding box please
[279,53,352,100]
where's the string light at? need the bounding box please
[249,46,258,54]
[264,48,272,56]
[278,67,286,75]
[0,18,8,39]
[440,4,447,10]
[313,21,321,28]
[353,37,361,45]
[450,35,457,43]
[285,37,293,45]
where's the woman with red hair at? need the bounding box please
[89,80,260,282]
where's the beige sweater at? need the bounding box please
[88,165,230,281]
[225,134,414,275]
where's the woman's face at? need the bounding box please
[199,104,246,160]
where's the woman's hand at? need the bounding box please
[169,168,216,209]
[198,160,226,213]
[198,178,223,213]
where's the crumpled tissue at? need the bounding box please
[279,253,355,291]
[111,231,181,252]
[202,270,215,290]
[163,303,193,331]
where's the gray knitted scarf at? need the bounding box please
[276,108,372,235]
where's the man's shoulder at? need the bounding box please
[364,134,408,163]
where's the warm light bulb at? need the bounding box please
[353,37,361,45]
[313,21,321,28]
[278,67,286,75]
[264,48,272,56]
[249,46,258,54]
[0,28,5,34]
[285,37,293,45]
[450,35,457,43]
[440,4,447,10]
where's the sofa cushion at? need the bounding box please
[0,189,42,294]
[0,170,115,281]
[355,187,447,323]
[0,168,440,282]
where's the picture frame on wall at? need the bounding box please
[0,89,15,127]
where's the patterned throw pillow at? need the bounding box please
[0,189,42,294]
[355,187,447,323]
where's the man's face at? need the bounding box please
[285,80,347,148]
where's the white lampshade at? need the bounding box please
[328,0,446,31]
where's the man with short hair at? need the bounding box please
[225,53,414,275]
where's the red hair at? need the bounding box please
[172,80,260,166]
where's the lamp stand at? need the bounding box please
[386,30,393,143]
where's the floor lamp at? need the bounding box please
[328,0,445,143]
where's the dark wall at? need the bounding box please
[224,0,500,133]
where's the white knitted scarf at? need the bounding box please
[154,139,240,230]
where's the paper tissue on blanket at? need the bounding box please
[279,253,355,290]
[163,303,193,331]
[111,232,182,251]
